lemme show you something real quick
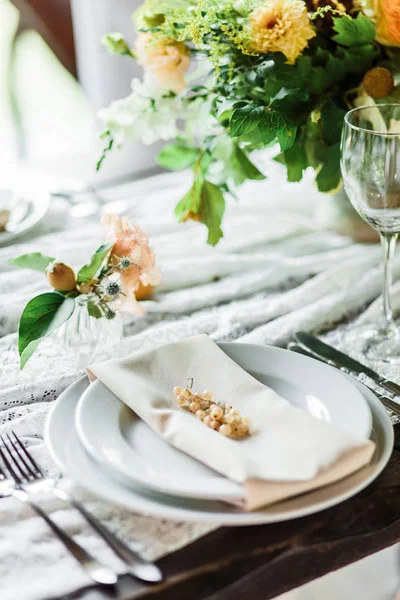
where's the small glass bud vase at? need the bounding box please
[50,295,123,358]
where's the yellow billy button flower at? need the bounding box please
[46,262,77,292]
[363,67,394,99]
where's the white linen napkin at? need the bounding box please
[87,335,375,511]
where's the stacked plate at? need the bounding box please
[45,343,393,525]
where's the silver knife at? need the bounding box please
[295,331,400,399]
[288,342,400,417]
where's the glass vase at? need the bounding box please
[51,295,123,357]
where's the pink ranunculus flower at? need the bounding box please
[101,214,161,314]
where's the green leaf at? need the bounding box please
[297,56,312,79]
[255,59,276,79]
[257,111,297,152]
[335,45,377,76]
[230,105,265,138]
[216,99,237,122]
[156,144,199,170]
[175,170,225,245]
[18,293,75,368]
[8,252,55,272]
[275,119,297,153]
[308,67,329,95]
[142,13,165,27]
[230,145,265,185]
[244,70,261,86]
[199,181,225,246]
[269,89,309,122]
[102,33,135,57]
[175,188,200,222]
[270,88,309,104]
[332,13,375,47]
[307,43,377,96]
[275,144,308,183]
[325,55,347,83]
[321,101,346,146]
[354,44,378,58]
[255,120,278,146]
[77,242,113,284]
[316,143,341,192]
[87,300,103,319]
[175,167,205,222]
[255,54,296,85]
[302,119,327,169]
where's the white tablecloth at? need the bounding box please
[1,166,399,600]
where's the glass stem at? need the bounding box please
[380,232,398,332]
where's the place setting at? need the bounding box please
[44,333,393,533]
[5,322,384,596]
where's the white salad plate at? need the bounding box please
[74,343,372,502]
[45,345,392,525]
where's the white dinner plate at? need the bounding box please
[45,369,393,525]
[0,178,50,246]
[75,343,372,501]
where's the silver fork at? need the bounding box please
[0,439,117,586]
[2,432,162,583]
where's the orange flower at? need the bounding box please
[373,0,400,46]
[134,33,190,93]
[101,214,161,314]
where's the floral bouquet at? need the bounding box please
[98,0,400,245]
[10,216,161,368]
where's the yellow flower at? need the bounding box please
[134,33,190,93]
[249,0,316,64]
[372,0,400,46]
[362,67,394,98]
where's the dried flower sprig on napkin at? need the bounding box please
[173,380,251,439]
[9,215,161,368]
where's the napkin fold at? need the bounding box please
[87,335,375,511]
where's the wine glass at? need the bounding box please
[341,104,400,363]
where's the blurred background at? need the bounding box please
[0,0,159,187]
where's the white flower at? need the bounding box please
[98,74,185,146]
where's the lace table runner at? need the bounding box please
[1,167,399,600]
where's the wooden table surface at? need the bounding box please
[59,424,400,600]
